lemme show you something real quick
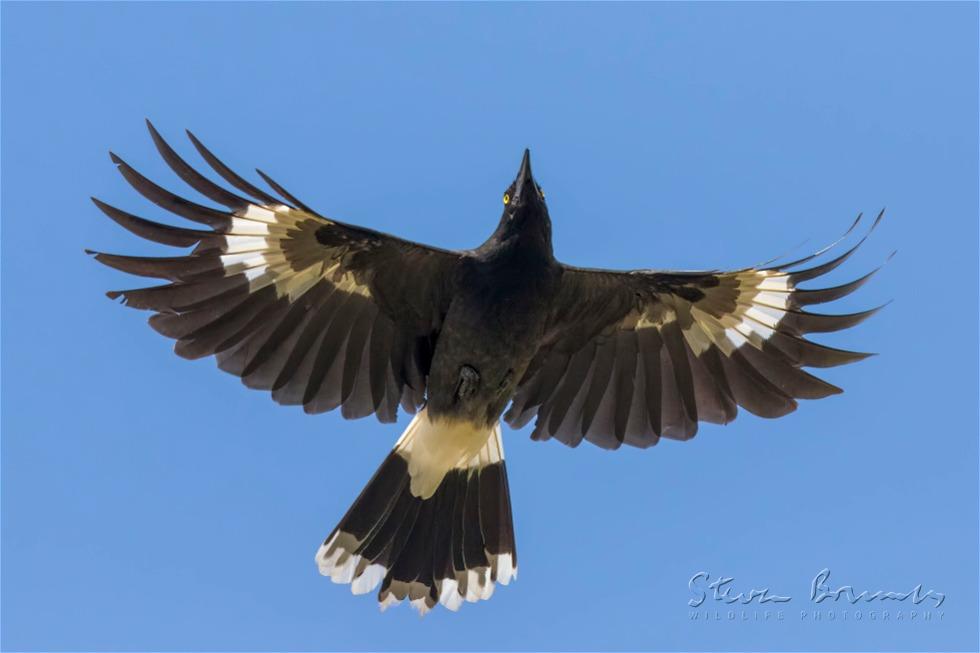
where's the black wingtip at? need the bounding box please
[826,383,845,396]
[145,118,163,141]
[856,301,891,320]
[89,196,116,217]
[872,207,886,229]
[844,350,879,363]
[254,167,317,213]
[87,250,110,265]
[761,212,866,273]
[109,151,123,165]
[90,196,118,214]
[846,301,891,326]
[185,129,210,155]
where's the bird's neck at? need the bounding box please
[481,210,553,260]
[480,227,553,263]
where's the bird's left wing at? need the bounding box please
[505,214,888,449]
[90,123,460,422]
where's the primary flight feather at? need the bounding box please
[90,121,886,614]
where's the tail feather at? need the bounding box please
[316,409,517,614]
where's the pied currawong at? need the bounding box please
[89,122,888,614]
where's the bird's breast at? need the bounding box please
[426,253,560,423]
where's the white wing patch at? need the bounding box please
[217,202,372,301]
[647,269,793,357]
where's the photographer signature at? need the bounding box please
[810,568,945,607]
[688,569,945,608]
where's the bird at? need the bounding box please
[89,121,887,615]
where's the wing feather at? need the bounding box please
[507,215,887,449]
[612,331,638,444]
[185,128,285,207]
[92,124,460,422]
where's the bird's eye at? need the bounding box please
[503,193,510,205]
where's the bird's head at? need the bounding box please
[491,149,552,252]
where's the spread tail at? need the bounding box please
[316,409,517,614]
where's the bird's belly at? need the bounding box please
[426,287,550,425]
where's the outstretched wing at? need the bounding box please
[90,121,460,422]
[505,212,889,449]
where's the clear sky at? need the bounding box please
[2,2,977,652]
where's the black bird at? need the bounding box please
[90,122,886,614]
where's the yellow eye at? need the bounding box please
[503,193,510,205]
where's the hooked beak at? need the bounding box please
[513,148,535,201]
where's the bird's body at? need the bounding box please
[91,123,886,614]
[428,250,559,424]
[429,166,561,426]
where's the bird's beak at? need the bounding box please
[514,149,534,201]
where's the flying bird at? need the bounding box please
[89,122,886,614]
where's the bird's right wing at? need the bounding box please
[90,122,461,423]
[505,213,888,449]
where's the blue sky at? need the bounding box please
[2,2,977,651]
